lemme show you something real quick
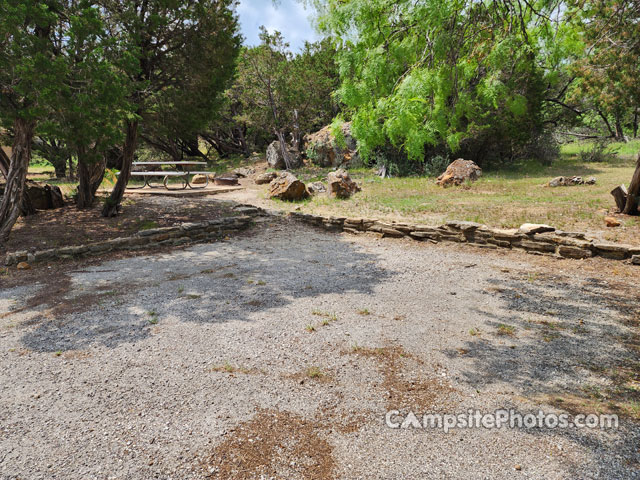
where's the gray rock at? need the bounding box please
[255,172,278,185]
[519,223,555,235]
[266,141,302,169]
[307,182,327,195]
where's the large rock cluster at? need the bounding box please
[305,122,361,169]
[436,159,482,187]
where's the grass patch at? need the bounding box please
[147,310,159,325]
[138,220,159,231]
[306,366,325,379]
[261,141,640,245]
[357,308,371,316]
[497,324,516,336]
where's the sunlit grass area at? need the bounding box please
[273,141,640,244]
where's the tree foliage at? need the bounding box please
[201,31,340,159]
[309,0,577,166]
[100,0,241,216]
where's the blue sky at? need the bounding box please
[236,0,321,51]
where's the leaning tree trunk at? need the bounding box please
[623,153,640,215]
[275,130,293,170]
[0,118,35,244]
[102,119,138,217]
[76,149,106,209]
[0,146,9,178]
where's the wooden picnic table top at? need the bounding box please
[133,161,207,166]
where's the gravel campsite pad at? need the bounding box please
[0,217,638,479]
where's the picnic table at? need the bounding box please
[128,161,211,190]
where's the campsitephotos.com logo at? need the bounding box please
[385,409,619,433]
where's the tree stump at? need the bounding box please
[611,184,628,212]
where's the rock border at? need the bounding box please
[289,212,640,265]
[4,210,260,267]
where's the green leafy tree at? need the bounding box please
[203,32,339,161]
[569,1,640,141]
[0,0,69,244]
[309,0,570,167]
[100,0,241,217]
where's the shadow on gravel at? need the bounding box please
[19,218,392,352]
[445,273,640,476]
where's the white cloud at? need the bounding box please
[236,0,321,51]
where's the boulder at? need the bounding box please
[255,172,278,185]
[548,176,597,187]
[436,159,482,187]
[5,180,64,210]
[191,173,215,185]
[268,172,309,201]
[605,216,621,228]
[307,182,327,195]
[266,141,302,169]
[305,122,361,168]
[234,167,255,178]
[327,169,361,199]
[214,175,239,186]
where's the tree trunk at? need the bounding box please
[276,130,292,170]
[611,184,628,212]
[53,159,67,179]
[0,118,35,244]
[102,119,138,217]
[0,146,9,178]
[633,108,638,138]
[623,153,640,215]
[292,109,302,152]
[614,114,626,142]
[598,110,615,137]
[68,156,75,181]
[76,149,106,209]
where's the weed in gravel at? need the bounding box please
[497,324,516,336]
[186,294,202,300]
[312,310,338,322]
[306,367,325,379]
[211,362,255,375]
[305,324,316,333]
[177,286,185,294]
[147,310,159,324]
[469,328,480,336]
[54,351,62,357]
[358,308,371,316]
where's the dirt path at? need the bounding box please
[0,217,638,479]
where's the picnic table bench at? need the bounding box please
[127,161,211,190]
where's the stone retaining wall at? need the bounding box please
[5,215,254,266]
[290,212,640,264]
